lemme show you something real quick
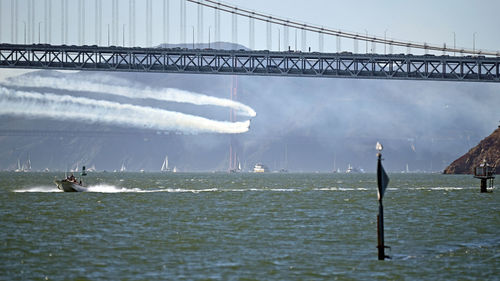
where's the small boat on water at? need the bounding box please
[253,163,269,173]
[54,166,88,192]
[346,164,364,174]
[54,177,84,192]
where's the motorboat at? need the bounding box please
[54,177,85,192]
[54,166,88,192]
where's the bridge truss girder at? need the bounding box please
[1,44,499,82]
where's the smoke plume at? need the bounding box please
[5,75,257,117]
[0,86,250,134]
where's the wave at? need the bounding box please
[314,187,370,191]
[408,186,474,191]
[12,185,478,193]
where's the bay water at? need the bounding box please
[1,172,498,280]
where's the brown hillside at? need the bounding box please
[443,126,500,174]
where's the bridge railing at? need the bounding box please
[1,44,499,82]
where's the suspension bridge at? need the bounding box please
[0,0,499,82]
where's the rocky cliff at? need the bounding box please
[443,126,500,174]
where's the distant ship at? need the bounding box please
[253,163,269,173]
[161,155,172,172]
[346,164,364,173]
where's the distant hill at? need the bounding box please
[443,126,500,174]
[157,42,250,50]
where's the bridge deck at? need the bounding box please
[1,44,499,82]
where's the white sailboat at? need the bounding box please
[120,162,126,172]
[280,144,288,173]
[332,153,337,173]
[230,157,242,173]
[346,164,359,173]
[14,154,32,172]
[15,158,22,172]
[24,155,32,172]
[161,155,171,172]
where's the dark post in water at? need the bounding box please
[376,142,390,260]
[377,198,385,260]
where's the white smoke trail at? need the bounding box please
[5,75,257,117]
[0,87,250,134]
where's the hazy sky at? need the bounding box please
[0,0,499,53]
[226,0,500,52]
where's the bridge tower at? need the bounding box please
[229,76,240,172]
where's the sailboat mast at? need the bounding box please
[333,153,336,172]
[161,155,169,171]
[285,144,288,170]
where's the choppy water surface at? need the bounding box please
[1,172,498,280]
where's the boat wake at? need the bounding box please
[85,185,219,193]
[13,185,217,193]
[14,186,61,192]
[13,184,149,193]
[13,185,478,193]
[85,184,146,193]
